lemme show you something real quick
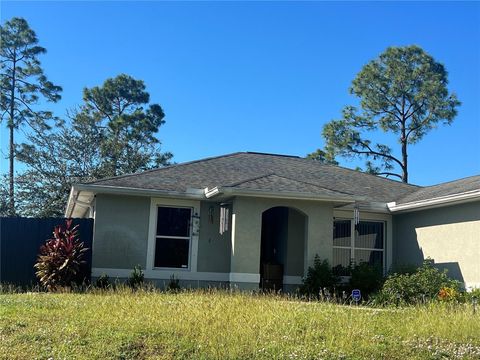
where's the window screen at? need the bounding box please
[332,219,385,271]
[154,206,192,268]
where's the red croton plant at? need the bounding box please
[34,219,89,291]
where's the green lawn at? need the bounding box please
[0,289,479,359]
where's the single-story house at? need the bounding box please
[65,152,480,291]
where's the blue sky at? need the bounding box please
[1,1,479,186]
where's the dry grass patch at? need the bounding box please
[0,289,479,359]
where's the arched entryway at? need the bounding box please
[260,206,307,290]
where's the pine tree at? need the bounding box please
[0,17,62,215]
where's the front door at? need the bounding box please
[260,207,288,290]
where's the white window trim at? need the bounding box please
[147,197,201,272]
[334,210,392,271]
[332,217,387,273]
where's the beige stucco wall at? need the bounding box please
[197,202,231,273]
[91,193,391,291]
[285,208,306,276]
[92,194,150,269]
[230,196,333,280]
[393,201,480,289]
[94,196,232,274]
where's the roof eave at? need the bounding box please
[208,186,363,203]
[335,202,390,213]
[74,183,206,198]
[66,184,208,218]
[65,186,75,218]
[388,190,480,213]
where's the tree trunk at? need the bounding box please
[8,124,14,216]
[8,55,17,216]
[401,121,408,183]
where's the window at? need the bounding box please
[332,220,352,271]
[355,221,384,266]
[154,206,192,268]
[333,219,384,273]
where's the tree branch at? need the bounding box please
[375,172,403,179]
[89,100,113,122]
[356,139,404,168]
[404,99,425,121]
[405,109,436,139]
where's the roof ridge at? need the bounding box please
[272,173,356,196]
[297,156,422,189]
[246,151,300,158]
[422,174,480,188]
[227,172,356,196]
[85,152,246,185]
[224,172,277,187]
[242,152,420,190]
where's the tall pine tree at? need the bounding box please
[0,17,62,215]
[322,46,460,183]
[81,74,170,176]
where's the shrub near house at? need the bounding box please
[375,259,461,305]
[34,219,89,291]
[300,256,464,305]
[300,256,338,298]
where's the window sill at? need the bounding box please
[152,267,191,272]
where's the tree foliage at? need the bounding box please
[322,45,460,182]
[81,74,171,176]
[305,149,338,165]
[0,174,8,216]
[15,114,104,217]
[16,75,172,217]
[0,17,62,216]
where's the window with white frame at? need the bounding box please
[333,219,384,274]
[154,206,192,269]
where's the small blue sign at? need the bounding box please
[352,289,361,302]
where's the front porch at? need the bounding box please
[229,197,334,290]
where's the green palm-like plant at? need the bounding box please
[34,219,88,291]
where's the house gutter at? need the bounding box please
[388,190,480,213]
[65,190,92,218]
[65,184,207,218]
[205,186,363,203]
[335,202,390,213]
[67,183,369,216]
[65,187,76,218]
[73,184,207,199]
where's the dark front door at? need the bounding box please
[260,207,287,290]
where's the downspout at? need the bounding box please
[68,191,80,218]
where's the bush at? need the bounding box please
[34,219,89,291]
[458,287,480,304]
[466,288,480,301]
[349,262,384,297]
[166,274,181,292]
[95,274,112,289]
[128,265,144,289]
[375,259,461,305]
[300,255,338,298]
[389,263,417,275]
[438,286,458,302]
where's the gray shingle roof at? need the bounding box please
[225,173,354,197]
[396,175,480,204]
[87,152,421,202]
